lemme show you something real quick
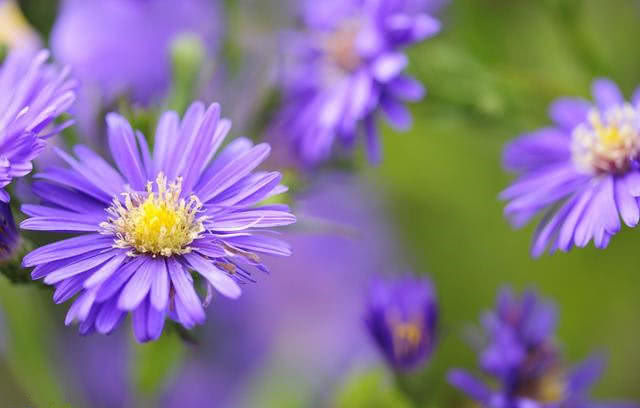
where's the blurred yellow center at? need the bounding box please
[536,373,565,403]
[387,313,425,358]
[324,21,362,72]
[101,173,207,257]
[572,104,640,174]
[517,365,566,404]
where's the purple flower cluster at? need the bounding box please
[502,79,640,257]
[448,288,638,408]
[275,0,441,165]
[20,101,295,342]
[365,276,438,371]
[0,49,76,202]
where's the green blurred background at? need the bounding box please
[1,0,640,406]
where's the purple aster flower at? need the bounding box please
[20,101,295,342]
[275,0,441,165]
[0,202,18,261]
[449,355,639,408]
[448,288,638,408]
[365,276,438,371]
[501,78,640,257]
[480,287,557,383]
[0,49,76,202]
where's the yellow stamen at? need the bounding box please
[100,173,207,257]
[572,104,640,174]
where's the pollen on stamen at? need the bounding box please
[571,104,640,174]
[100,173,208,257]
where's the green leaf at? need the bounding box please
[334,368,413,408]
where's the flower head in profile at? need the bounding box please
[0,49,76,202]
[501,79,640,256]
[365,276,438,371]
[448,288,638,408]
[21,101,295,342]
[275,0,441,165]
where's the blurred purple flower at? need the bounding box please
[21,101,295,342]
[274,0,441,165]
[480,287,557,383]
[51,0,220,143]
[61,330,133,408]
[365,276,438,372]
[0,49,76,201]
[0,202,19,261]
[501,79,640,257]
[448,288,638,408]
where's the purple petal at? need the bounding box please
[23,234,111,267]
[381,97,411,130]
[549,98,591,131]
[118,257,156,310]
[196,144,271,203]
[43,251,117,285]
[132,300,150,343]
[372,52,408,83]
[150,259,169,311]
[183,252,241,299]
[95,298,125,334]
[107,113,147,190]
[388,75,425,102]
[167,257,205,324]
[592,78,624,111]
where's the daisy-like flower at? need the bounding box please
[365,276,438,371]
[0,49,76,202]
[21,101,295,342]
[448,288,638,408]
[501,79,640,256]
[275,0,441,165]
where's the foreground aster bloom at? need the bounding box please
[448,288,638,408]
[365,276,438,371]
[21,101,295,342]
[275,0,441,165]
[0,49,76,201]
[501,79,640,256]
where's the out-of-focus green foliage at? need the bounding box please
[335,369,413,408]
[0,279,67,407]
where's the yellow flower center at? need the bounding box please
[572,104,640,174]
[517,367,566,404]
[386,312,426,358]
[101,173,207,257]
